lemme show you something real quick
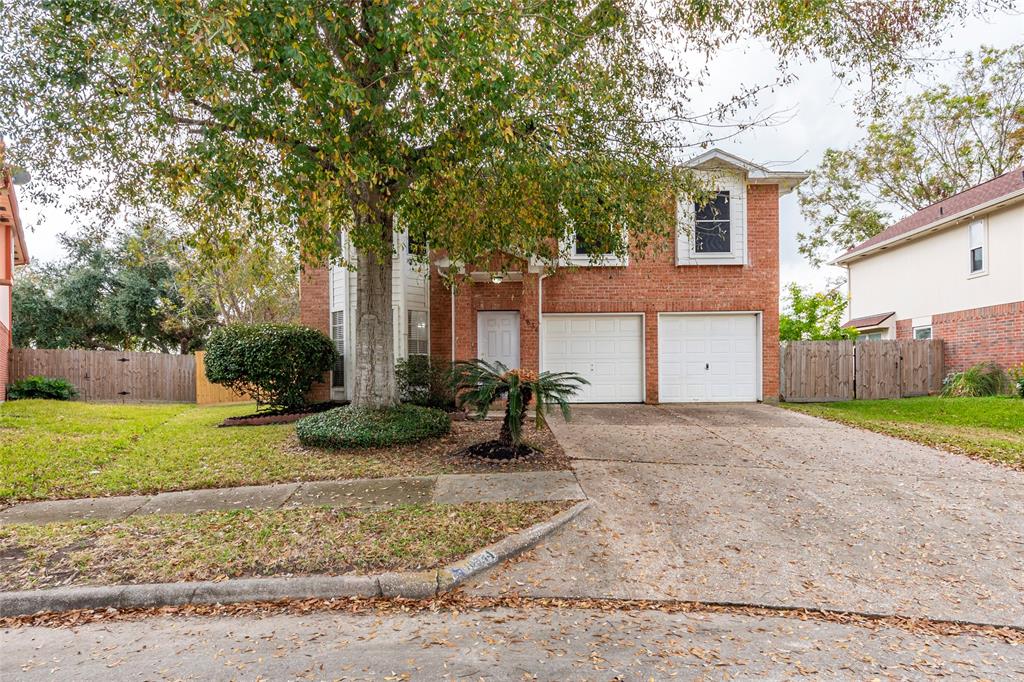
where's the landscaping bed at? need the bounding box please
[780,396,1024,468]
[219,401,342,427]
[1,400,571,503]
[0,502,568,591]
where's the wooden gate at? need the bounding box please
[10,348,196,402]
[780,339,943,402]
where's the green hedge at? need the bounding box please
[7,376,78,401]
[296,404,451,449]
[204,323,336,409]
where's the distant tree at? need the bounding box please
[779,283,857,342]
[13,222,218,353]
[799,45,1024,266]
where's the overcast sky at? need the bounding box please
[11,4,1024,293]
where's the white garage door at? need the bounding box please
[542,314,644,403]
[658,314,759,402]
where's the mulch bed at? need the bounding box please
[219,401,343,427]
[456,440,538,461]
[288,417,571,475]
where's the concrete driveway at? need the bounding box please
[467,403,1024,627]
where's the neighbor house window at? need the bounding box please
[408,310,429,355]
[913,326,932,340]
[331,311,345,387]
[694,191,731,253]
[969,220,986,274]
[858,331,883,342]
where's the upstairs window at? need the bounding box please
[694,191,731,253]
[968,220,986,274]
[408,232,427,258]
[408,310,429,355]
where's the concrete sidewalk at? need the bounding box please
[0,471,585,525]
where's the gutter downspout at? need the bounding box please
[450,285,456,363]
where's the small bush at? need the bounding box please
[1009,363,1024,399]
[204,323,336,410]
[6,376,78,401]
[941,362,1010,397]
[396,356,455,409]
[296,404,451,449]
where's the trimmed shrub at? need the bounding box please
[941,362,1011,397]
[1009,363,1024,398]
[204,323,336,410]
[396,355,456,409]
[7,376,78,401]
[296,404,450,449]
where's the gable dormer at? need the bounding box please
[676,149,805,266]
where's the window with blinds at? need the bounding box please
[408,310,429,355]
[331,311,345,387]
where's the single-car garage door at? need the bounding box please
[658,313,759,402]
[542,314,644,403]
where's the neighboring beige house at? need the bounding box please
[835,167,1024,372]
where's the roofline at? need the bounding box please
[684,148,809,195]
[1,176,29,267]
[831,186,1024,266]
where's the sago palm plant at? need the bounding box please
[452,360,589,451]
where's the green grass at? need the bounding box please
[0,502,567,590]
[780,396,1024,467]
[0,400,567,502]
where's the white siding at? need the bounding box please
[677,169,747,266]
[847,202,1024,322]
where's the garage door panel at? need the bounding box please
[659,314,759,403]
[543,314,643,403]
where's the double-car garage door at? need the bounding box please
[542,313,759,403]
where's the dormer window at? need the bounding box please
[694,191,731,253]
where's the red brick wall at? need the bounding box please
[1,320,9,402]
[430,184,781,402]
[896,301,1024,373]
[299,263,332,402]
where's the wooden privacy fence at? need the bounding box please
[194,351,250,405]
[780,339,944,403]
[11,348,196,402]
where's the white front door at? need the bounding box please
[542,314,644,403]
[477,311,520,369]
[658,313,759,402]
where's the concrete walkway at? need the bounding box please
[0,471,585,525]
[467,404,1024,628]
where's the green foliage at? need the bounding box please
[295,404,450,449]
[6,376,78,401]
[452,360,588,447]
[203,323,335,409]
[941,362,1011,398]
[1007,363,1024,398]
[13,220,217,353]
[798,45,1024,266]
[396,356,455,410]
[779,283,858,342]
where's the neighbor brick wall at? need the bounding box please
[299,263,332,402]
[430,184,781,402]
[896,301,1024,372]
[0,320,9,402]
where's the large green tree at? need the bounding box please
[778,282,857,342]
[13,222,218,352]
[1,0,984,406]
[798,44,1024,266]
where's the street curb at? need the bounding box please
[0,500,591,617]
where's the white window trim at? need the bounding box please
[677,171,747,266]
[408,309,430,356]
[559,231,629,267]
[967,218,988,279]
[912,325,933,340]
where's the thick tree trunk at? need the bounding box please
[352,216,399,409]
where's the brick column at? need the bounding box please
[299,263,332,402]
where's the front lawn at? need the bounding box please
[0,502,567,591]
[0,400,569,502]
[780,396,1024,467]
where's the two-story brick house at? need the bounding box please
[1,149,30,402]
[301,149,806,403]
